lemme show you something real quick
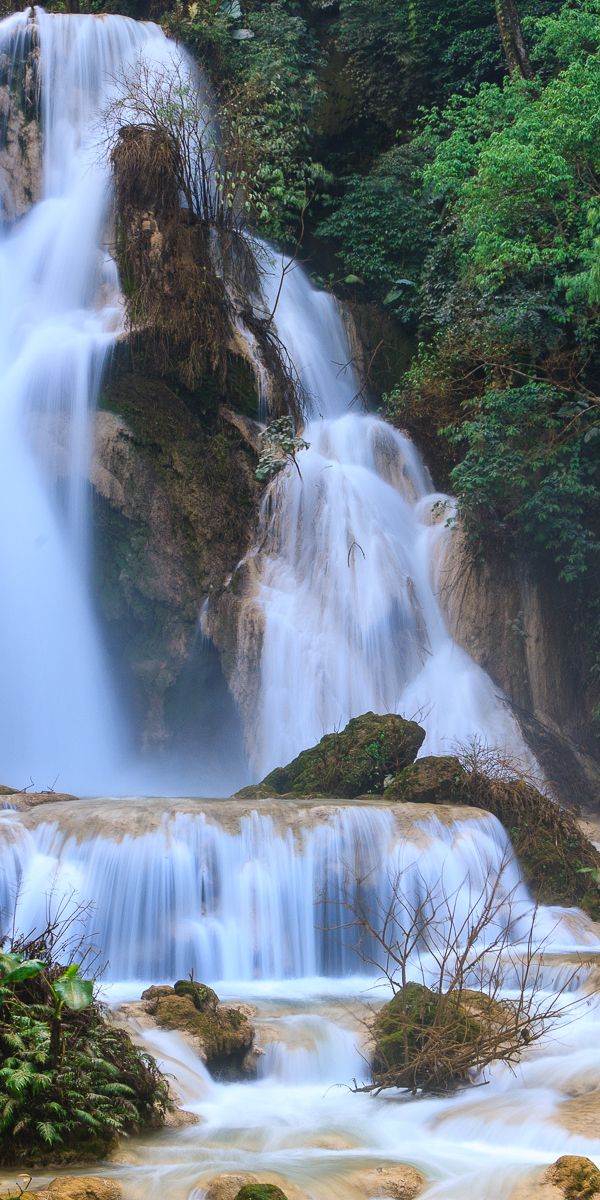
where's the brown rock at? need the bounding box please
[544,1156,600,1199]
[143,984,254,1079]
[384,756,465,804]
[202,1175,259,1200]
[46,1179,122,1200]
[344,1163,425,1199]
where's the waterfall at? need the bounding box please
[0,799,585,985]
[236,251,537,778]
[0,10,184,793]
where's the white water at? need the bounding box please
[237,253,536,778]
[0,10,171,791]
[3,798,600,1200]
[0,11,233,793]
[1,799,558,983]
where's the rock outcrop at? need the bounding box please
[438,529,600,808]
[0,16,41,221]
[235,712,426,799]
[142,981,255,1079]
[89,364,262,749]
[384,754,600,918]
[5,1178,121,1200]
[512,1156,600,1200]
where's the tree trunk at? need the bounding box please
[495,0,533,79]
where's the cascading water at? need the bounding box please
[0,799,548,984]
[236,252,536,778]
[0,10,181,792]
[0,11,243,794]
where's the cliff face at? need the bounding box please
[439,529,600,808]
[0,20,40,221]
[91,365,262,749]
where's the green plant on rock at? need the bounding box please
[346,853,583,1094]
[0,932,169,1165]
[255,416,309,482]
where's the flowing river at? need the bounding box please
[0,11,599,1200]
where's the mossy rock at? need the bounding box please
[384,756,465,804]
[384,751,600,920]
[234,1188,289,1200]
[545,1156,600,1199]
[173,980,219,1011]
[144,985,254,1079]
[236,712,426,799]
[372,981,483,1091]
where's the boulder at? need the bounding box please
[544,1156,600,1199]
[371,981,495,1093]
[173,979,219,1010]
[46,1180,121,1200]
[202,1175,260,1200]
[512,1157,600,1200]
[235,1189,289,1200]
[384,756,465,804]
[344,1164,425,1199]
[200,1176,304,1200]
[235,712,426,799]
[142,983,254,1079]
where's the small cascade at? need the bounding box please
[0,800,563,984]
[236,254,536,779]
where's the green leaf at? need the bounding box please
[0,954,45,985]
[53,973,93,1012]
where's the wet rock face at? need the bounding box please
[141,982,255,1080]
[235,712,426,799]
[91,367,261,749]
[0,25,41,221]
[438,529,600,809]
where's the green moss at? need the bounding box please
[385,757,600,919]
[236,712,425,799]
[546,1156,600,1200]
[372,982,482,1092]
[173,980,219,1011]
[234,1188,289,1200]
[384,756,465,804]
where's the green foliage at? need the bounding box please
[333,0,505,133]
[317,145,430,317]
[0,941,169,1165]
[165,0,325,238]
[255,416,309,482]
[447,383,600,581]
